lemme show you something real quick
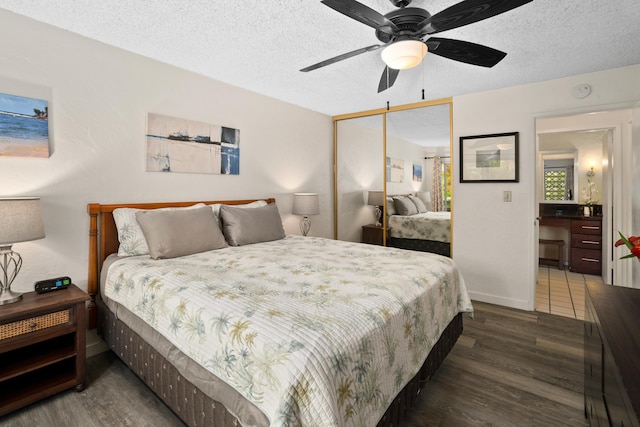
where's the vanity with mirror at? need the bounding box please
[537,130,607,275]
[333,98,453,257]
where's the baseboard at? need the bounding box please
[86,328,109,357]
[468,291,532,311]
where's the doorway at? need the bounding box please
[534,108,635,313]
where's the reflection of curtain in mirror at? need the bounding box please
[432,156,444,211]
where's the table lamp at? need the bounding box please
[292,193,319,236]
[0,197,45,305]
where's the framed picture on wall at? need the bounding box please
[146,113,240,175]
[460,132,519,182]
[0,92,49,158]
[413,163,422,182]
[386,156,404,183]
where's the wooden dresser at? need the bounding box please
[539,203,603,274]
[584,282,640,426]
[570,218,602,274]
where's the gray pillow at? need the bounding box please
[135,206,227,259]
[220,203,285,246]
[394,197,418,216]
[409,195,428,213]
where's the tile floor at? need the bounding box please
[535,265,604,320]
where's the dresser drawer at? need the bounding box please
[572,233,602,250]
[571,248,602,272]
[0,310,71,341]
[571,220,601,235]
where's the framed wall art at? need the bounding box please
[460,132,519,183]
[412,162,422,182]
[0,92,49,158]
[146,113,239,175]
[386,156,404,183]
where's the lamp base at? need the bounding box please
[373,206,382,227]
[0,288,22,305]
[1,245,23,305]
[300,216,312,237]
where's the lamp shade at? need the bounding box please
[416,191,431,204]
[367,191,384,206]
[292,193,319,216]
[381,39,428,70]
[0,198,45,245]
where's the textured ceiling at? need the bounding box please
[1,1,639,118]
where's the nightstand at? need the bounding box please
[362,224,389,246]
[0,284,89,416]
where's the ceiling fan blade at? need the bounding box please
[378,67,400,93]
[425,37,506,67]
[300,44,382,72]
[417,0,533,34]
[321,0,399,35]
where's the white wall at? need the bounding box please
[453,64,640,309]
[386,136,426,195]
[0,9,333,296]
[336,118,383,242]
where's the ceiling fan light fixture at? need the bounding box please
[381,39,427,70]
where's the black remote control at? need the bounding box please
[34,276,72,294]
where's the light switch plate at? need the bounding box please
[504,190,512,202]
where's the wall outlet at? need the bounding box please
[504,190,512,202]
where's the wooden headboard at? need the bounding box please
[86,198,275,328]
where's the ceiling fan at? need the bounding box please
[301,0,533,93]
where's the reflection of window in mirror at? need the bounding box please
[543,158,573,200]
[440,160,452,211]
[541,151,577,202]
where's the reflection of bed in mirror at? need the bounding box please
[385,195,451,257]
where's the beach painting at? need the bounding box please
[0,93,49,158]
[146,113,239,175]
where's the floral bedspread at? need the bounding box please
[104,236,472,427]
[388,211,451,242]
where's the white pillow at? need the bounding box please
[113,203,205,256]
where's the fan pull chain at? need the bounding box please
[385,66,390,110]
[421,56,426,100]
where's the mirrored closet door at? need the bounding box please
[333,98,453,255]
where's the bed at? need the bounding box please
[87,198,472,427]
[385,195,451,257]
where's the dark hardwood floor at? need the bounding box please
[0,301,587,426]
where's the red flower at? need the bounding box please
[616,232,640,260]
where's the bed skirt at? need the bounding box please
[387,237,451,257]
[97,296,463,426]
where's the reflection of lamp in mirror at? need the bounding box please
[416,191,431,207]
[586,160,595,177]
[0,197,46,305]
[292,193,319,237]
[367,191,384,227]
